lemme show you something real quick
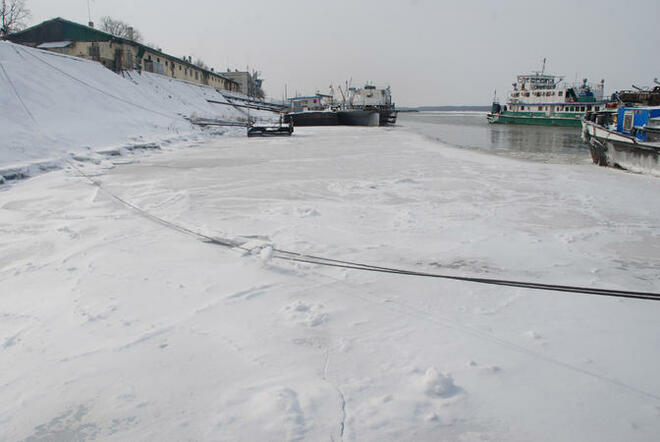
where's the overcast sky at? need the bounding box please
[26,0,660,106]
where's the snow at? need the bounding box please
[0,41,275,175]
[36,41,73,49]
[1,122,659,441]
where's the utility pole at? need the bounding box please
[87,0,94,27]
[1,0,7,38]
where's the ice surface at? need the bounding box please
[1,123,659,441]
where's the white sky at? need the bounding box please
[25,0,660,106]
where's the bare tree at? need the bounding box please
[99,16,143,42]
[251,70,265,99]
[193,58,210,70]
[1,0,31,37]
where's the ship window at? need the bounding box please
[521,106,525,110]
[595,106,600,111]
[587,105,592,111]
[580,106,585,112]
[538,106,543,111]
[558,91,563,96]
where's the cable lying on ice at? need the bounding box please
[63,158,660,302]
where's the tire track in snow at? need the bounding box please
[323,348,346,442]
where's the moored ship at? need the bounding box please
[283,83,397,127]
[283,94,339,126]
[347,84,398,125]
[582,81,660,176]
[488,60,610,127]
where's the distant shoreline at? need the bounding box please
[399,106,490,112]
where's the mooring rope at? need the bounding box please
[63,159,660,302]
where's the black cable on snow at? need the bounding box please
[269,251,660,302]
[63,158,660,302]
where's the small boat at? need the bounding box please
[488,59,610,127]
[582,102,660,176]
[247,123,293,137]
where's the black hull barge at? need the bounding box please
[284,111,339,126]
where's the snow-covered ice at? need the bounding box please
[1,120,660,440]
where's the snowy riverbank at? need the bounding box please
[1,126,659,441]
[0,41,274,180]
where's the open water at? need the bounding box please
[399,111,591,165]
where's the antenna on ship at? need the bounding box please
[541,57,547,75]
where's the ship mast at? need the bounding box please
[541,57,547,75]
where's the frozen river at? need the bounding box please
[1,126,659,441]
[399,111,591,165]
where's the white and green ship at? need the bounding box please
[487,62,610,127]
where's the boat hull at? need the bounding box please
[488,111,583,127]
[284,112,339,126]
[582,119,660,176]
[337,110,380,126]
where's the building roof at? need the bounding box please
[7,17,237,86]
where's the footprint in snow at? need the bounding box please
[282,301,329,328]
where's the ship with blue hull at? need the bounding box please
[582,83,660,176]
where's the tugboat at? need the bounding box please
[582,80,660,176]
[488,59,610,127]
[283,94,339,126]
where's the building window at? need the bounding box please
[157,57,160,63]
[179,65,182,71]
[165,61,168,66]
[147,55,152,61]
[195,71,198,80]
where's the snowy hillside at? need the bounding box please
[0,41,271,171]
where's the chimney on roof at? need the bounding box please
[127,27,134,41]
[88,21,94,28]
